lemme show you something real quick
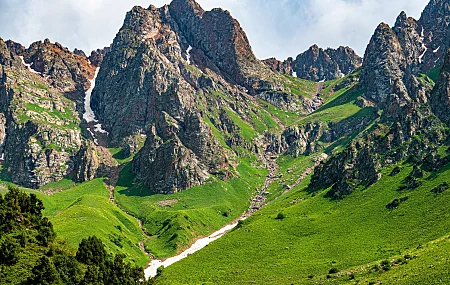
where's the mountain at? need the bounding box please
[263,45,362,81]
[2,0,450,284]
[90,0,329,194]
[0,38,113,188]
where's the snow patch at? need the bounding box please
[421,27,425,38]
[419,46,428,64]
[19,56,43,75]
[83,68,100,123]
[434,46,441,53]
[145,219,244,279]
[292,71,297,78]
[83,68,108,145]
[186,45,193,64]
[319,78,325,83]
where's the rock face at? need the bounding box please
[418,0,450,69]
[88,47,111,67]
[133,111,229,194]
[263,45,362,81]
[292,45,362,81]
[262,57,294,75]
[0,38,109,188]
[73,142,117,182]
[168,0,279,92]
[90,0,320,193]
[360,13,434,106]
[430,49,450,124]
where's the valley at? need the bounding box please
[1,0,450,284]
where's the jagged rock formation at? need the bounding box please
[262,57,294,75]
[418,0,450,69]
[133,111,229,194]
[292,45,362,81]
[359,12,435,106]
[90,0,321,193]
[89,47,111,67]
[11,39,96,93]
[430,49,450,124]
[263,45,362,81]
[0,38,110,188]
[73,142,117,182]
[310,6,450,199]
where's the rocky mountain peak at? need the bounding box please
[360,22,408,104]
[168,0,268,89]
[23,39,95,92]
[395,11,409,27]
[290,44,361,81]
[170,0,205,15]
[5,40,25,55]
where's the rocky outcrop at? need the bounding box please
[291,45,362,81]
[73,142,117,182]
[430,49,450,124]
[88,47,110,67]
[0,38,107,188]
[73,48,87,57]
[5,40,26,55]
[22,39,95,92]
[263,45,362,81]
[359,14,432,107]
[360,23,409,105]
[168,0,281,93]
[133,110,228,194]
[262,57,293,75]
[418,0,450,69]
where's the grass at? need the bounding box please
[427,65,442,82]
[225,109,258,143]
[256,99,303,126]
[157,162,450,284]
[109,147,135,165]
[0,179,149,266]
[114,155,267,258]
[282,75,318,98]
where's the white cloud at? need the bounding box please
[0,0,430,59]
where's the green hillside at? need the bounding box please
[156,161,450,284]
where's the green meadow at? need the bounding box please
[157,162,450,284]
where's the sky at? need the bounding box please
[0,0,430,60]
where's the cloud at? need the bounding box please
[0,0,430,59]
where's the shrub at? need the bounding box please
[275,212,286,220]
[386,197,408,210]
[328,267,339,274]
[380,260,391,271]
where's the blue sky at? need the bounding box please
[0,0,429,59]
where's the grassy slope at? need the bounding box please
[0,178,148,266]
[114,156,267,258]
[157,162,450,284]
